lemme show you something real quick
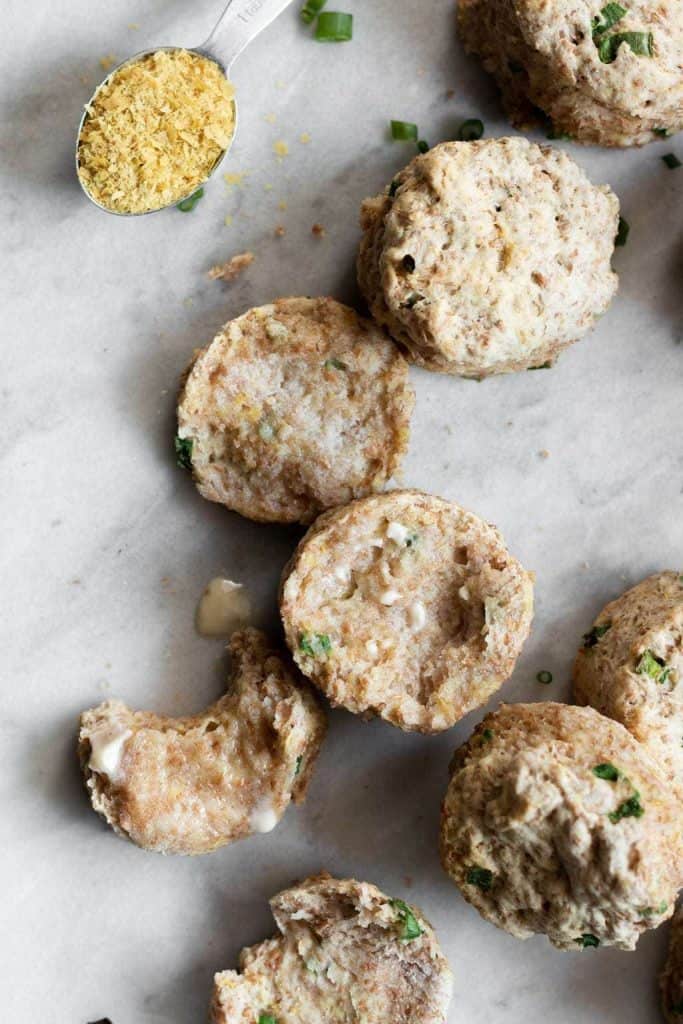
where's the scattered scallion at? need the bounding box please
[592,762,620,781]
[176,187,204,212]
[391,120,418,141]
[536,670,553,684]
[402,254,416,272]
[457,118,484,141]
[654,127,670,137]
[582,621,612,647]
[324,357,348,370]
[300,0,326,24]
[174,435,193,470]
[481,728,494,742]
[388,179,400,197]
[662,153,681,169]
[591,3,627,37]
[391,899,423,941]
[258,1015,278,1024]
[608,792,644,823]
[598,30,653,63]
[466,866,493,891]
[576,933,600,948]
[417,139,429,153]
[294,755,303,776]
[299,632,332,657]
[635,649,670,684]
[315,11,353,41]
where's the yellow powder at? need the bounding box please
[77,49,235,214]
[273,139,289,159]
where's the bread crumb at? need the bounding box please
[274,140,289,159]
[208,251,255,281]
[538,448,550,458]
[99,54,117,71]
[274,225,286,238]
[311,222,325,238]
[224,214,233,227]
[223,171,248,188]
[264,112,277,124]
[299,132,311,144]
[127,23,140,30]
[445,88,456,99]
[278,199,288,211]
[263,183,274,192]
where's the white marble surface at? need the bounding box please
[2,0,682,1021]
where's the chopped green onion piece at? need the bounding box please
[528,360,553,370]
[300,0,326,24]
[582,621,612,647]
[324,357,347,370]
[176,187,204,212]
[608,792,644,823]
[402,292,423,309]
[294,755,303,776]
[576,933,600,948]
[391,120,418,141]
[593,762,620,781]
[388,179,400,197]
[591,2,627,37]
[315,11,353,41]
[417,139,429,153]
[662,153,681,169]
[466,866,493,891]
[258,1015,278,1024]
[598,30,653,63]
[636,649,670,683]
[481,728,494,742]
[299,632,332,657]
[174,435,193,470]
[640,900,668,916]
[536,670,553,684]
[402,254,416,272]
[391,899,423,941]
[615,216,630,246]
[654,127,670,137]
[457,118,484,141]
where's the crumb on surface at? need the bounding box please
[539,448,550,458]
[311,222,325,238]
[274,225,286,237]
[278,199,287,211]
[223,171,248,188]
[99,54,117,71]
[264,112,277,124]
[224,214,233,227]
[208,251,255,281]
[274,140,289,159]
[299,132,311,144]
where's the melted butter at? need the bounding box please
[196,578,251,637]
[88,726,131,782]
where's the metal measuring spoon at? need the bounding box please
[76,0,296,215]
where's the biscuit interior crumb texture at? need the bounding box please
[280,489,534,732]
[661,907,683,1023]
[457,0,683,146]
[440,702,683,950]
[77,49,235,213]
[177,297,414,524]
[210,873,453,1024]
[357,138,619,376]
[78,629,326,855]
[573,571,683,790]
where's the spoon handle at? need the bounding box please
[200,0,297,72]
